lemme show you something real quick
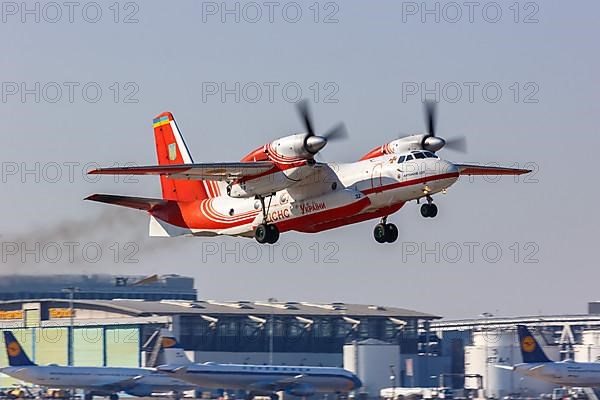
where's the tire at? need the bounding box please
[385,223,399,243]
[373,223,387,243]
[254,224,269,243]
[266,224,280,244]
[84,393,93,400]
[109,395,119,400]
[420,203,431,218]
[428,203,438,218]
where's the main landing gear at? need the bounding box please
[254,195,280,244]
[373,217,398,244]
[420,195,438,218]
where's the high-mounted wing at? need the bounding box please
[88,162,274,181]
[455,164,531,176]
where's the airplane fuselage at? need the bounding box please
[149,151,459,237]
[2,365,194,395]
[515,362,600,387]
[164,362,361,395]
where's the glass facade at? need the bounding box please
[177,315,421,354]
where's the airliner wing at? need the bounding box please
[88,162,274,181]
[455,164,531,176]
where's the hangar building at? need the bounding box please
[0,274,441,390]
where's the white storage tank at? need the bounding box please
[464,329,556,398]
[343,339,401,399]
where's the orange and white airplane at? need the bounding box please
[86,101,530,244]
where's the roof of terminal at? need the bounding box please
[0,299,440,319]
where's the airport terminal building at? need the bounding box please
[5,274,600,398]
[0,274,441,390]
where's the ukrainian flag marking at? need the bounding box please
[153,115,171,128]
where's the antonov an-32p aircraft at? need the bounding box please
[86,101,530,244]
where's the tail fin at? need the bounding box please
[153,112,210,202]
[517,325,551,363]
[159,329,192,366]
[3,331,36,366]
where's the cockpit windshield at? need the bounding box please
[398,151,438,163]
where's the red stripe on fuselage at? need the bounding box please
[362,172,459,195]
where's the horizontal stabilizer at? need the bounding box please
[455,164,531,176]
[88,162,274,181]
[85,194,168,211]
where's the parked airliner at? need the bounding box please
[157,338,361,399]
[1,331,196,399]
[499,325,600,387]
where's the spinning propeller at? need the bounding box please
[297,99,348,155]
[421,100,467,153]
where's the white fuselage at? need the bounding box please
[150,152,459,237]
[164,363,360,395]
[514,362,600,387]
[1,365,195,395]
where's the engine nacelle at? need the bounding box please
[227,164,315,198]
[125,385,153,397]
[360,133,445,160]
[241,133,325,164]
[286,384,315,397]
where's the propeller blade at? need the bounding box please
[323,122,348,141]
[297,99,315,137]
[424,100,437,137]
[445,136,467,152]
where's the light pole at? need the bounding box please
[62,287,79,366]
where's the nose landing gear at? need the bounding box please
[373,217,398,243]
[420,195,438,218]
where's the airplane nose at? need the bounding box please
[430,159,458,176]
[305,136,327,154]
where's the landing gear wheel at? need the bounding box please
[109,394,119,400]
[266,224,280,244]
[255,223,280,244]
[428,203,438,218]
[255,224,269,244]
[385,223,398,243]
[373,223,387,243]
[421,203,438,218]
[84,393,93,400]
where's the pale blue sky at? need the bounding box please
[1,0,599,318]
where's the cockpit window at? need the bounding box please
[423,151,437,158]
[405,154,414,161]
[414,152,426,159]
[397,155,406,163]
